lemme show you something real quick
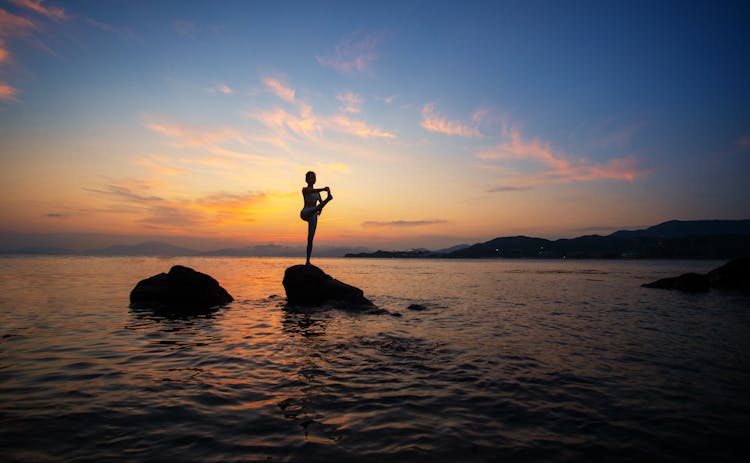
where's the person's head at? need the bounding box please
[305,171,316,184]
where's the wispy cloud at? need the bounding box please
[173,19,226,38]
[208,83,233,94]
[317,32,381,75]
[477,124,649,184]
[330,115,395,139]
[263,76,295,103]
[583,122,643,151]
[487,185,533,193]
[0,8,36,38]
[87,180,267,230]
[142,115,294,170]
[471,108,490,124]
[134,154,188,177]
[362,220,448,227]
[421,103,481,138]
[252,106,322,140]
[10,0,66,20]
[82,17,135,40]
[337,91,363,113]
[249,103,394,142]
[142,115,241,147]
[174,20,198,36]
[1,3,130,104]
[0,82,19,102]
[0,38,10,63]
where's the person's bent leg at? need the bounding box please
[315,194,333,215]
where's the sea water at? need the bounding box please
[1,256,749,462]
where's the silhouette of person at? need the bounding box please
[300,171,332,265]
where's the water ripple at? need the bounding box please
[1,257,749,461]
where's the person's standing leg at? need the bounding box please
[306,214,317,265]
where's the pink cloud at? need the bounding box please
[330,115,395,139]
[337,91,363,113]
[477,124,649,184]
[250,103,394,142]
[142,116,241,147]
[316,32,381,75]
[253,107,322,139]
[0,82,19,102]
[262,76,295,103]
[10,0,66,20]
[421,104,481,138]
[0,8,36,38]
[208,83,233,94]
[0,40,9,63]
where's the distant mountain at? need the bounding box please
[4,246,73,255]
[448,236,550,258]
[348,220,750,259]
[200,244,370,257]
[610,220,750,239]
[446,220,750,259]
[433,243,471,254]
[85,241,198,257]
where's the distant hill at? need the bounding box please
[610,220,750,239]
[85,241,198,257]
[348,220,750,259]
[200,245,370,257]
[4,246,74,255]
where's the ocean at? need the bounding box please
[1,256,749,462]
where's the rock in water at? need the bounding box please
[708,257,750,291]
[130,265,233,310]
[642,257,750,293]
[282,264,374,306]
[642,272,710,292]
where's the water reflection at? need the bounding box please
[278,310,342,445]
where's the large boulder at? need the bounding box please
[642,257,750,293]
[282,264,374,307]
[130,265,233,310]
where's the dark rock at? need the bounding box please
[407,304,428,311]
[282,264,374,307]
[130,265,233,310]
[642,272,710,292]
[708,257,750,290]
[642,257,750,293]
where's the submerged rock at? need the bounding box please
[282,264,374,307]
[130,265,233,310]
[642,272,710,292]
[642,257,750,293]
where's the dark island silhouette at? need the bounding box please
[346,220,750,260]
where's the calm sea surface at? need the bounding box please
[1,256,749,462]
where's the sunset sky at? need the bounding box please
[1,0,749,251]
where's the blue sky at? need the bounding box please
[1,0,748,250]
